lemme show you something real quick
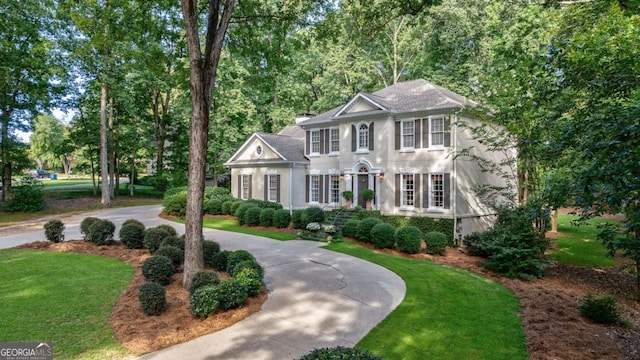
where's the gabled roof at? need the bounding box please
[299,79,476,126]
[225,126,307,166]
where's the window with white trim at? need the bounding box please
[330,127,339,153]
[430,173,444,209]
[330,175,340,203]
[310,175,320,203]
[310,129,320,154]
[267,174,278,202]
[430,117,445,147]
[241,175,250,200]
[401,120,415,149]
[402,174,415,207]
[358,123,369,150]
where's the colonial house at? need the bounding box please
[225,79,515,238]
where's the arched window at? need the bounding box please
[358,123,369,150]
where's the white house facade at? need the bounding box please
[225,80,515,238]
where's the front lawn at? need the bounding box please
[0,249,134,359]
[201,217,297,241]
[546,215,617,267]
[326,242,527,360]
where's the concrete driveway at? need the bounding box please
[0,205,406,360]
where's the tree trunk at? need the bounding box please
[100,83,111,206]
[1,112,11,202]
[108,97,116,199]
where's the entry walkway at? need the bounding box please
[0,205,406,360]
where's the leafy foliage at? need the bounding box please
[229,259,264,279]
[142,255,174,285]
[234,203,256,225]
[3,177,45,212]
[273,209,291,228]
[226,250,256,274]
[259,208,275,227]
[143,227,171,253]
[222,200,234,215]
[204,198,224,215]
[162,192,187,217]
[303,207,325,226]
[370,223,396,249]
[80,217,100,241]
[203,241,221,266]
[88,219,115,245]
[122,219,145,230]
[156,224,177,236]
[160,235,185,252]
[119,223,145,249]
[342,219,360,239]
[213,278,249,310]
[235,268,263,297]
[579,294,619,325]
[189,285,219,318]
[138,282,167,316]
[395,226,422,254]
[292,210,305,229]
[43,220,65,243]
[424,231,448,255]
[189,271,220,295]
[297,346,383,360]
[211,250,231,272]
[155,245,184,268]
[357,218,383,243]
[244,206,262,226]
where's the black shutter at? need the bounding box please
[276,175,281,203]
[444,173,451,209]
[319,129,325,154]
[395,121,401,150]
[415,174,421,208]
[264,175,268,200]
[324,175,330,203]
[369,122,374,150]
[319,175,324,203]
[351,124,356,152]
[248,175,252,199]
[305,175,309,203]
[422,118,429,148]
[305,130,310,155]
[423,174,429,208]
[237,175,241,198]
[415,119,421,148]
[395,174,401,207]
[324,130,330,154]
[444,116,451,147]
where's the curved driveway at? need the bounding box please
[0,205,406,360]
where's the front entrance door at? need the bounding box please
[357,174,368,208]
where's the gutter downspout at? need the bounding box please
[453,113,459,246]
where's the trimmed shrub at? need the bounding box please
[161,235,185,251]
[189,271,220,295]
[236,268,263,297]
[259,208,275,227]
[189,285,219,318]
[298,346,382,360]
[142,255,174,285]
[119,223,145,249]
[162,192,187,217]
[303,207,325,224]
[214,278,249,310]
[396,226,422,254]
[235,203,256,226]
[204,186,233,200]
[579,294,619,324]
[203,241,221,265]
[88,219,115,245]
[244,207,262,226]
[156,224,177,236]
[342,219,360,238]
[230,200,244,215]
[357,218,382,243]
[229,259,264,279]
[370,223,396,249]
[155,245,184,268]
[211,250,231,271]
[291,210,305,229]
[144,227,171,253]
[226,250,256,274]
[43,220,65,243]
[80,217,100,241]
[462,232,486,256]
[204,198,223,215]
[425,231,448,255]
[273,209,291,228]
[138,282,167,316]
[221,200,234,215]
[246,199,283,210]
[122,219,145,230]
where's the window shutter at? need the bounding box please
[319,175,324,203]
[319,129,325,154]
[276,175,281,203]
[444,116,451,147]
[324,130,330,154]
[237,175,241,198]
[415,174,421,208]
[351,125,356,152]
[369,122,374,150]
[305,130,310,154]
[444,173,451,209]
[395,174,401,207]
[264,175,268,200]
[422,119,429,148]
[423,174,429,208]
[248,175,252,199]
[394,121,401,150]
[305,175,309,203]
[324,175,330,203]
[415,119,421,148]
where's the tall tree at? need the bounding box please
[29,113,66,170]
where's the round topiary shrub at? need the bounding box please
[89,219,116,245]
[142,255,174,285]
[234,203,255,226]
[162,192,187,217]
[396,226,422,254]
[259,208,275,227]
[203,240,221,265]
[291,210,304,229]
[221,200,234,215]
[229,259,264,279]
[342,219,360,238]
[80,217,100,241]
[138,281,167,316]
[214,278,249,310]
[189,271,220,295]
[579,294,619,324]
[119,223,145,249]
[425,231,448,255]
[230,200,245,216]
[244,207,262,226]
[356,218,382,243]
[204,198,223,215]
[155,245,184,268]
[122,219,145,230]
[297,346,382,360]
[43,220,65,243]
[160,235,185,251]
[304,207,325,224]
[273,209,291,228]
[144,227,171,253]
[211,250,231,271]
[235,268,263,297]
[226,250,256,274]
[156,224,177,236]
[370,223,396,249]
[189,285,219,318]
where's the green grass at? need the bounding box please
[200,217,297,241]
[41,179,94,187]
[325,242,527,360]
[0,249,134,359]
[546,215,617,267]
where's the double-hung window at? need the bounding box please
[310,175,320,203]
[401,120,415,149]
[330,128,339,153]
[330,175,340,203]
[267,174,278,202]
[241,175,250,200]
[358,124,369,150]
[310,130,320,154]
[430,117,445,147]
[402,174,415,207]
[430,173,444,209]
